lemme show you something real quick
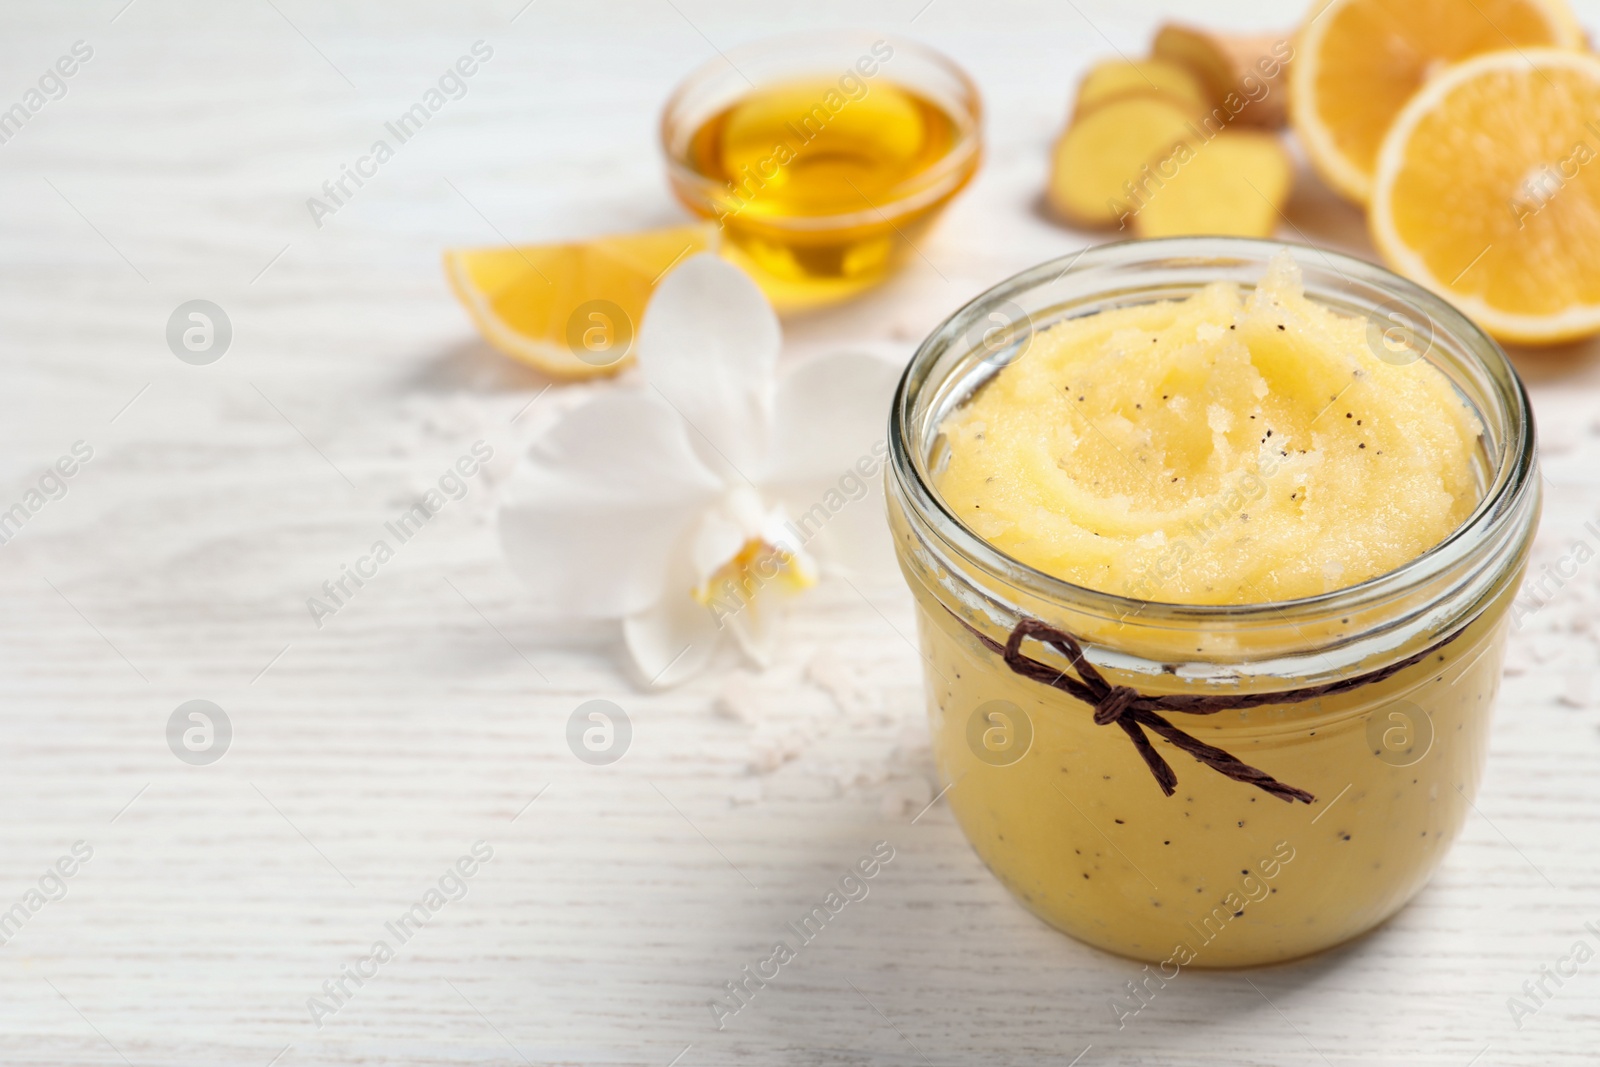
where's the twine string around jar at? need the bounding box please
[950,611,1468,805]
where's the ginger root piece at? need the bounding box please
[1073,57,1209,117]
[1047,94,1199,228]
[1130,129,1293,238]
[1153,23,1295,128]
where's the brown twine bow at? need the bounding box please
[950,611,1466,805]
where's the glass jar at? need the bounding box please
[886,238,1540,967]
[660,30,981,309]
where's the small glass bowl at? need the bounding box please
[660,30,982,309]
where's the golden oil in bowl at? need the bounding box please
[662,33,981,308]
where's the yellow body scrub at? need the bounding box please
[887,241,1540,967]
[935,253,1481,603]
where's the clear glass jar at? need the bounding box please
[660,30,981,309]
[886,238,1540,967]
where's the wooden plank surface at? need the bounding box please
[1,1,1599,1063]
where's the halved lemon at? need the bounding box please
[1290,0,1583,203]
[1371,48,1600,345]
[444,224,715,379]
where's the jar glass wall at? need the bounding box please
[886,238,1540,967]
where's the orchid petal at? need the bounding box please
[638,253,779,480]
[771,476,897,577]
[623,587,721,688]
[723,596,780,668]
[685,487,759,590]
[498,390,723,619]
[762,350,905,575]
[763,350,904,485]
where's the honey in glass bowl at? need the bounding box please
[662,32,982,309]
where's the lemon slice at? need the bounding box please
[1290,0,1582,203]
[1371,48,1600,345]
[444,224,715,379]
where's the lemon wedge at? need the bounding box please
[444,224,716,379]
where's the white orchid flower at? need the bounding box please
[499,253,903,687]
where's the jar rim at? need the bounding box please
[658,29,983,233]
[888,237,1539,632]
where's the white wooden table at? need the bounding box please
[3,1,1599,1063]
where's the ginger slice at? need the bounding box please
[1073,57,1209,117]
[1047,93,1200,229]
[1152,23,1294,128]
[1129,129,1292,238]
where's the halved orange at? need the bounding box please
[1371,48,1600,345]
[444,225,714,379]
[1290,0,1583,203]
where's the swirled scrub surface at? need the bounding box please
[935,254,1482,602]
